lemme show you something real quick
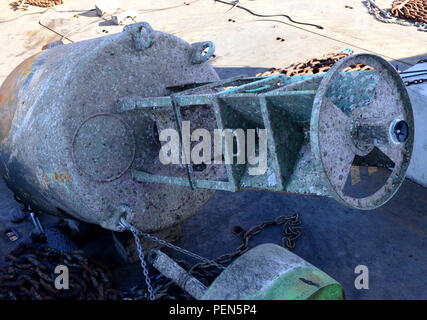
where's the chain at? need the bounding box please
[135,232,226,271]
[256,50,378,78]
[405,78,426,86]
[120,214,302,299]
[221,213,302,263]
[1,245,125,300]
[282,214,303,249]
[150,213,303,299]
[402,70,427,86]
[365,0,427,31]
[119,218,225,300]
[391,0,427,24]
[257,51,353,77]
[10,0,63,7]
[126,223,155,300]
[191,213,302,271]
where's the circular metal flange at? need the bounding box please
[72,113,136,182]
[310,54,414,210]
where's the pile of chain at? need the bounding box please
[256,49,426,87]
[0,214,303,300]
[391,0,427,24]
[256,51,373,77]
[0,244,124,300]
[10,0,63,8]
[365,0,427,31]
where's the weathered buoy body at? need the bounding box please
[0,22,220,232]
[0,22,415,233]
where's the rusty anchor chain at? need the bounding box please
[10,0,63,8]
[194,213,302,269]
[0,244,125,300]
[365,0,427,31]
[256,51,374,77]
[258,50,427,87]
[391,0,427,24]
[0,211,303,300]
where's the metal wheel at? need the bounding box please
[310,54,414,209]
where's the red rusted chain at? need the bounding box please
[391,0,427,24]
[10,0,63,8]
[256,51,374,77]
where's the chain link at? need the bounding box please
[119,218,225,300]
[365,0,427,31]
[126,223,155,300]
[401,63,427,87]
[135,231,226,271]
[391,0,427,24]
[405,78,426,86]
[120,214,302,299]
[192,213,302,269]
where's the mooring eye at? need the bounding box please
[124,21,153,51]
[190,41,215,64]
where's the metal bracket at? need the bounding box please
[117,74,317,194]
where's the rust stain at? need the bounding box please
[53,171,71,184]
[0,52,41,141]
[350,166,361,185]
[36,34,61,51]
[368,166,378,175]
[20,53,41,82]
[42,173,50,184]
[25,26,61,51]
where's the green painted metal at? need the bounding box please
[150,243,344,300]
[255,268,344,300]
[201,244,344,300]
[117,54,414,209]
[325,69,380,116]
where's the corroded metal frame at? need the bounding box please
[116,54,414,209]
[116,74,323,195]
